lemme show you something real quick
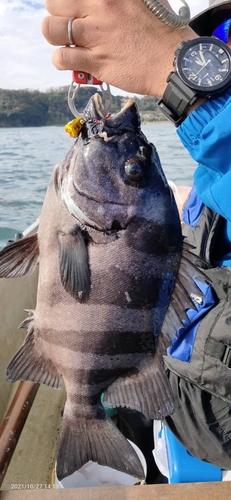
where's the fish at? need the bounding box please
[0,94,206,481]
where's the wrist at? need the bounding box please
[147,26,198,99]
[156,36,231,125]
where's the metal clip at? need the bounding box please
[68,71,112,118]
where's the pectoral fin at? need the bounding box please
[58,227,91,302]
[0,233,39,278]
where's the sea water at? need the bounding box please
[0,123,197,249]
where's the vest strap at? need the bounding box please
[205,338,231,369]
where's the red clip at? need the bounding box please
[72,71,102,86]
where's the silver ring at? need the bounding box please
[67,18,75,46]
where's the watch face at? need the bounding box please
[176,37,231,92]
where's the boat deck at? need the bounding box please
[0,264,65,490]
[0,384,65,490]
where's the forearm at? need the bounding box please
[146,24,197,99]
[177,88,231,219]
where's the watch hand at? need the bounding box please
[195,59,211,76]
[195,59,205,67]
[195,50,207,67]
[199,50,206,66]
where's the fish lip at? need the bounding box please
[92,93,135,121]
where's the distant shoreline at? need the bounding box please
[0,119,170,129]
[0,87,167,128]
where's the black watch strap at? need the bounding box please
[157,72,198,126]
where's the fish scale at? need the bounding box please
[0,94,207,481]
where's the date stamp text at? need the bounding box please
[10,484,54,490]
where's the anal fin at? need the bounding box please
[7,311,62,389]
[103,337,175,420]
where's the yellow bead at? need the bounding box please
[64,118,85,138]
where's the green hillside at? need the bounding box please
[0,87,165,127]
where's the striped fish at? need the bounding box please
[0,94,205,480]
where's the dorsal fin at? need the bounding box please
[161,241,210,343]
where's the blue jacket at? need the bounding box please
[177,88,231,266]
[168,88,231,361]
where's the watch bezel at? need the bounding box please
[175,36,231,95]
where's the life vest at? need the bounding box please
[164,198,231,405]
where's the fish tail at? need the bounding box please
[56,405,145,481]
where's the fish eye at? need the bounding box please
[124,159,144,184]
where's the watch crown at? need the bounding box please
[174,41,186,58]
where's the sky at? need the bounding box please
[0,0,209,96]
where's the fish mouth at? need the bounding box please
[92,93,135,120]
[83,92,140,132]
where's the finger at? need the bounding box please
[51,46,97,74]
[41,17,91,47]
[45,0,85,18]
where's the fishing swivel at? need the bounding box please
[68,71,112,119]
[65,71,112,138]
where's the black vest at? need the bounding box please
[164,205,231,404]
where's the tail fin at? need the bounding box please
[56,406,145,481]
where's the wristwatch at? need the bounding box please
[158,36,231,126]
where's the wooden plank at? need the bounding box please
[0,382,39,487]
[1,385,65,490]
[0,270,39,424]
[1,482,231,500]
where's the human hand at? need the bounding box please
[168,182,191,221]
[41,0,196,98]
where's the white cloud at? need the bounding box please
[0,0,72,91]
[170,0,208,17]
[0,0,209,95]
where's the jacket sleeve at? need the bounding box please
[177,88,231,221]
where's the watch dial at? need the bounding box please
[179,39,231,90]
